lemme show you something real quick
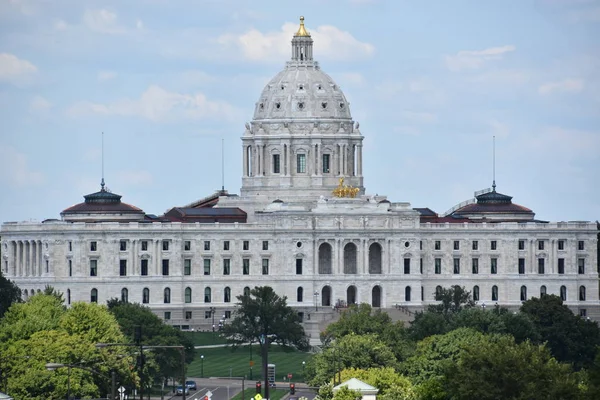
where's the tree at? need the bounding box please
[0,292,63,343]
[337,367,417,400]
[221,286,307,400]
[445,335,581,400]
[308,334,398,386]
[0,269,22,319]
[427,285,475,315]
[521,294,600,370]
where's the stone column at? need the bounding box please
[16,241,21,276]
[38,240,43,276]
[357,144,363,176]
[243,145,248,177]
[28,241,33,276]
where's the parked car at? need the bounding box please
[186,380,197,390]
[176,386,190,395]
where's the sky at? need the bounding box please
[1,0,599,224]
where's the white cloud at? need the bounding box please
[29,95,52,112]
[538,78,584,94]
[97,71,117,81]
[83,9,126,34]
[0,53,37,85]
[217,21,374,62]
[445,45,516,71]
[67,85,241,122]
[0,144,44,187]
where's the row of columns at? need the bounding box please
[6,240,45,277]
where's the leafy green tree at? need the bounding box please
[43,285,65,304]
[0,292,63,343]
[428,285,475,315]
[337,367,416,399]
[221,286,307,400]
[445,335,582,400]
[333,385,363,400]
[521,294,600,370]
[308,334,397,386]
[409,311,449,342]
[0,269,22,319]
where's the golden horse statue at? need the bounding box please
[332,177,360,198]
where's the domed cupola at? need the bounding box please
[241,16,365,202]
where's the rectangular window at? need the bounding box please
[273,154,281,174]
[538,240,544,250]
[434,258,441,274]
[243,240,249,251]
[141,259,148,276]
[164,312,171,321]
[90,260,97,276]
[205,311,212,319]
[404,258,410,274]
[223,241,230,251]
[518,240,525,250]
[162,240,169,251]
[69,260,72,277]
[119,260,127,276]
[120,240,127,251]
[184,241,191,251]
[162,259,169,276]
[420,241,423,250]
[223,259,231,275]
[185,311,192,320]
[558,258,565,274]
[420,258,423,274]
[225,311,231,319]
[262,240,269,251]
[472,241,478,251]
[434,241,441,250]
[243,258,250,275]
[491,258,498,274]
[141,241,148,251]
[184,259,191,276]
[453,258,460,274]
[578,258,585,274]
[518,258,525,274]
[297,154,306,173]
[580,309,587,317]
[453,241,460,250]
[204,241,211,251]
[68,241,72,252]
[90,241,97,252]
[203,259,211,275]
[296,259,303,275]
[322,154,330,173]
[262,259,269,275]
[472,258,479,274]
[538,258,545,274]
[491,240,497,250]
[578,241,585,250]
[558,240,565,250]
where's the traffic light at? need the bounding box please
[290,383,295,394]
[204,396,209,400]
[256,381,262,394]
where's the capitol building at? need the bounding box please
[1,18,598,335]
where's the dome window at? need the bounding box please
[299,84,304,90]
[317,84,322,90]
[297,102,305,110]
[259,103,264,111]
[281,85,285,90]
[275,102,281,110]
[339,102,345,109]
[321,102,328,110]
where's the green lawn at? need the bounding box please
[182,331,229,346]
[188,345,312,382]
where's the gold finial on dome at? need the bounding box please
[295,16,310,37]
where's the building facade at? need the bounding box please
[2,18,598,334]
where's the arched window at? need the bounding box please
[540,285,547,297]
[560,285,567,301]
[492,285,498,301]
[347,285,357,305]
[185,287,192,303]
[520,285,527,301]
[204,287,212,303]
[164,288,171,304]
[322,286,332,307]
[142,288,149,304]
[67,289,71,305]
[579,286,586,301]
[343,243,357,274]
[121,288,128,303]
[435,285,442,299]
[368,243,382,274]
[224,287,231,303]
[473,285,480,301]
[90,288,98,303]
[318,243,332,274]
[405,286,411,302]
[243,286,250,297]
[372,286,381,308]
[297,287,304,302]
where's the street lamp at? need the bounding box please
[96,343,186,400]
[201,355,204,378]
[46,362,116,400]
[302,361,306,380]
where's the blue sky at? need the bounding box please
[1,0,599,223]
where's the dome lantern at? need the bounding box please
[291,16,313,63]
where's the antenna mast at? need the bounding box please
[221,138,225,191]
[101,132,105,190]
[492,135,496,192]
